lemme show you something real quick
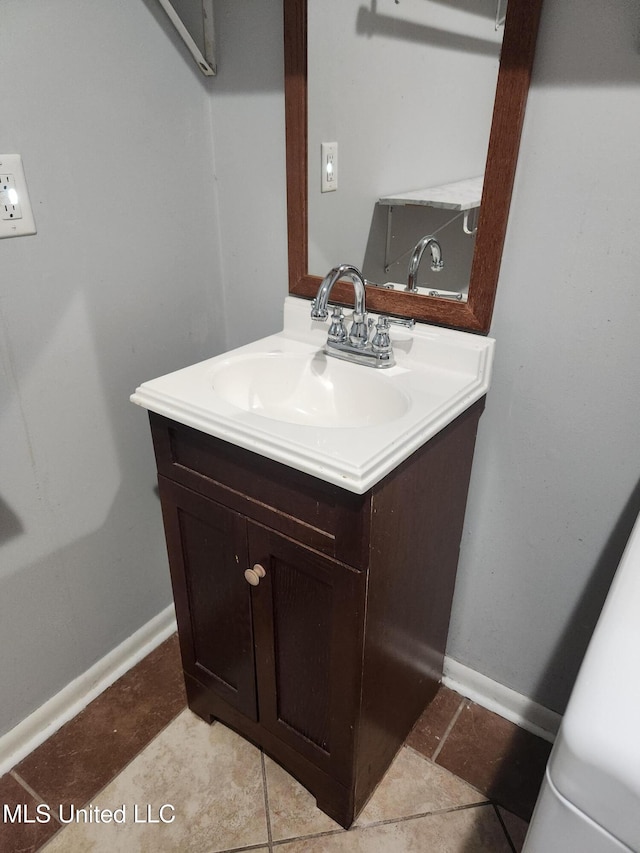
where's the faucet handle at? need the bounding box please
[387,316,415,329]
[310,298,329,321]
[327,306,347,342]
[371,316,392,354]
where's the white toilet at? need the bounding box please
[523,513,640,852]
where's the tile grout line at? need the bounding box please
[86,706,200,807]
[404,741,490,807]
[217,845,275,853]
[431,697,466,763]
[493,803,518,853]
[270,801,497,848]
[260,752,274,852]
[357,800,495,832]
[272,830,345,848]
[9,770,63,827]
[8,703,191,850]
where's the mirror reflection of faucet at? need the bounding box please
[310,264,397,368]
[406,235,444,293]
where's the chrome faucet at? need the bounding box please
[406,235,444,293]
[310,264,395,368]
[311,264,368,346]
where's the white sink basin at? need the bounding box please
[209,351,409,428]
[131,296,494,493]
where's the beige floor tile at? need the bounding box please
[499,806,529,851]
[277,804,513,852]
[265,747,486,841]
[356,746,488,827]
[264,755,342,841]
[42,710,268,853]
[266,744,488,843]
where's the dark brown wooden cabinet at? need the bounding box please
[149,399,484,827]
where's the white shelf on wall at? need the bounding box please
[379,176,483,274]
[379,176,483,211]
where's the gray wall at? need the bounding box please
[447,0,640,713]
[0,0,226,737]
[0,0,288,740]
[207,1,288,349]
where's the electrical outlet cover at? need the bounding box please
[0,154,37,239]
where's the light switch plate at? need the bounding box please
[0,154,37,239]
[321,142,338,192]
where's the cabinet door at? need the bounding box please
[158,477,257,720]
[248,522,366,784]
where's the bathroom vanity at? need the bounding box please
[149,401,482,826]
[132,296,493,827]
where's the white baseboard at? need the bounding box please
[0,605,178,776]
[443,656,561,744]
[0,611,559,776]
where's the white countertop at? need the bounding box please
[131,297,494,494]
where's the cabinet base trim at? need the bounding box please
[0,605,177,775]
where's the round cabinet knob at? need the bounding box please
[244,563,266,586]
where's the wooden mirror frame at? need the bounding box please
[284,0,543,334]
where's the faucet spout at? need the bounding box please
[311,264,366,318]
[406,236,444,293]
[311,264,368,346]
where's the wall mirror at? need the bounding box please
[284,0,543,333]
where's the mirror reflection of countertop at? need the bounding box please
[131,297,494,494]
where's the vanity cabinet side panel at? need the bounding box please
[354,398,485,811]
[157,476,258,721]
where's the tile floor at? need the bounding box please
[0,634,551,853]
